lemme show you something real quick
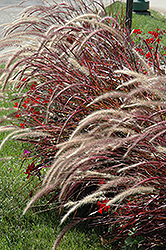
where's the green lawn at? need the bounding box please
[0,132,107,250]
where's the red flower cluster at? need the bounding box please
[97,198,110,214]
[20,123,26,128]
[132,29,142,34]
[146,29,164,44]
[14,81,54,128]
[148,28,161,38]
[146,52,151,59]
[30,83,37,92]
[98,179,105,185]
[13,102,18,108]
[132,28,166,69]
[97,179,110,214]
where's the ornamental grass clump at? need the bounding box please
[0,0,166,249]
[0,0,135,175]
[23,72,166,249]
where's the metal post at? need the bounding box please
[125,0,133,32]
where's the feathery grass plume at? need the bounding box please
[98,176,140,191]
[118,161,151,173]
[87,91,129,107]
[0,128,31,150]
[106,186,155,206]
[69,109,128,140]
[0,156,12,161]
[52,218,89,250]
[0,126,16,132]
[58,161,121,201]
[60,190,106,225]
[68,57,90,76]
[23,182,57,215]
[157,146,166,153]
[43,137,120,188]
[12,131,53,139]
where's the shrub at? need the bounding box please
[0,0,166,249]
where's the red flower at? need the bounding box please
[98,207,103,214]
[30,107,35,112]
[15,113,21,118]
[157,38,161,44]
[99,179,105,185]
[146,38,152,44]
[135,48,144,55]
[33,110,40,115]
[97,198,110,214]
[20,123,25,128]
[49,88,53,93]
[146,52,151,59]
[13,102,18,108]
[22,104,27,109]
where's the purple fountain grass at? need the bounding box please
[0,0,137,170]
[23,72,166,248]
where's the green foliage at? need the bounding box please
[121,235,145,250]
